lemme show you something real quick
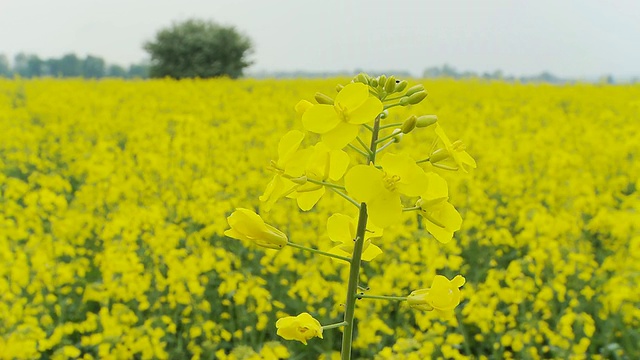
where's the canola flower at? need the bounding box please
[230,73,470,359]
[1,77,638,359]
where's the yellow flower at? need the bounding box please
[301,83,382,149]
[430,124,476,172]
[407,275,466,313]
[416,172,463,243]
[224,208,288,249]
[326,213,383,262]
[276,312,323,345]
[345,153,427,228]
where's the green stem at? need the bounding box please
[415,157,430,164]
[384,103,402,110]
[341,114,380,360]
[328,187,361,209]
[355,294,407,301]
[378,122,403,130]
[375,131,400,144]
[402,206,420,212]
[362,124,374,132]
[307,178,346,190]
[355,136,372,155]
[287,242,352,262]
[347,143,369,158]
[376,140,395,154]
[322,321,348,330]
[382,95,404,102]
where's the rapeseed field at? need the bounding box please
[0,78,638,359]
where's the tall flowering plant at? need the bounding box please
[225,74,476,359]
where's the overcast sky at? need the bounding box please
[1,0,639,78]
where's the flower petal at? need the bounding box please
[327,213,355,243]
[423,172,449,202]
[328,149,350,181]
[368,192,402,228]
[296,187,325,211]
[302,104,340,134]
[379,153,428,197]
[277,130,305,167]
[361,242,383,261]
[345,165,385,202]
[335,83,368,111]
[347,96,383,125]
[322,122,360,149]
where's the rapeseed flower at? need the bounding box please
[345,153,427,227]
[408,275,466,313]
[429,124,476,172]
[416,173,462,243]
[301,83,382,149]
[326,213,383,262]
[276,313,323,345]
[224,208,288,249]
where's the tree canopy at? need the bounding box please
[144,19,253,79]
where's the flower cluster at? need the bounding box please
[224,74,474,356]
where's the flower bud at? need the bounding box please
[224,208,288,249]
[416,115,438,128]
[378,75,387,86]
[384,75,396,93]
[379,109,389,119]
[314,92,334,105]
[370,78,379,87]
[407,289,434,311]
[392,128,403,143]
[335,84,344,92]
[405,84,425,97]
[356,72,370,84]
[399,96,410,106]
[401,115,417,134]
[395,80,408,92]
[407,91,427,105]
[429,148,449,164]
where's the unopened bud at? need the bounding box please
[429,148,449,164]
[378,75,387,87]
[290,176,308,185]
[395,80,408,92]
[401,115,417,134]
[407,91,427,105]
[405,84,425,97]
[384,75,396,93]
[416,115,438,128]
[314,92,334,105]
[380,109,389,119]
[399,96,410,106]
[392,128,403,143]
[356,73,370,84]
[370,78,379,87]
[336,84,344,92]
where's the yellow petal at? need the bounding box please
[295,99,314,116]
[226,208,266,236]
[368,192,402,228]
[334,83,368,111]
[361,242,383,261]
[345,165,385,202]
[424,202,462,243]
[296,187,325,211]
[328,149,350,181]
[327,245,352,264]
[327,213,355,243]
[347,96,383,125]
[277,130,305,167]
[379,153,427,197]
[423,172,448,201]
[322,121,359,149]
[302,104,340,134]
[451,275,466,288]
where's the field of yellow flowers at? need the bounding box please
[0,77,639,359]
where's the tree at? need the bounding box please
[59,53,82,77]
[144,19,253,79]
[107,64,127,78]
[128,63,150,78]
[0,54,11,77]
[83,55,106,78]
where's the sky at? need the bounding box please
[1,0,639,78]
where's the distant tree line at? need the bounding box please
[422,64,636,84]
[0,53,149,79]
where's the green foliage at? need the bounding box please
[144,19,253,79]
